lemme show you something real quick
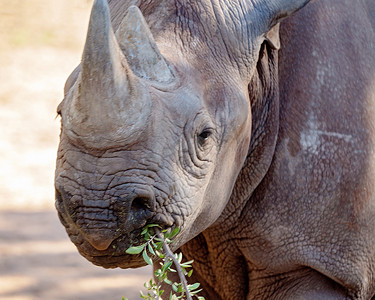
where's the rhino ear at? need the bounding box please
[262,0,310,49]
[268,0,311,25]
[265,23,280,50]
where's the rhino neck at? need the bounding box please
[214,41,280,228]
[180,232,249,299]
[178,42,280,299]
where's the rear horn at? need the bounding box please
[116,5,174,83]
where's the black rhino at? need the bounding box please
[55,0,375,298]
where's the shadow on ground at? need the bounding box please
[0,210,151,300]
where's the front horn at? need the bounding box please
[65,0,151,148]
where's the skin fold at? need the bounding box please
[55,0,375,298]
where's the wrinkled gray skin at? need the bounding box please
[55,0,375,298]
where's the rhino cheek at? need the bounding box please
[195,90,252,229]
[172,137,250,244]
[201,139,250,228]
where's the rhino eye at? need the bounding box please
[198,129,212,145]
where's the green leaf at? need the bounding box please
[144,232,151,241]
[180,260,194,268]
[188,269,193,277]
[172,284,178,292]
[169,227,180,238]
[148,243,155,256]
[155,250,165,258]
[182,259,194,265]
[191,289,202,295]
[143,249,153,265]
[161,260,173,272]
[188,283,200,291]
[126,244,145,255]
[155,242,164,252]
[144,224,160,231]
[154,269,163,280]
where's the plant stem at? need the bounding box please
[155,230,193,300]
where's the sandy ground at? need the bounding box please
[0,1,151,299]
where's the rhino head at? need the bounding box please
[55,0,310,268]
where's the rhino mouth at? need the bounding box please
[55,185,177,268]
[54,176,185,268]
[57,210,152,268]
[77,234,148,269]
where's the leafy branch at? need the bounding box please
[123,224,204,300]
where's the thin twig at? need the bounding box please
[155,230,193,300]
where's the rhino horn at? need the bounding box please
[115,5,174,83]
[67,0,151,148]
[80,0,133,106]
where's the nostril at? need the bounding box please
[127,194,155,230]
[131,197,151,211]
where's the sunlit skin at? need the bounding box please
[55,0,375,298]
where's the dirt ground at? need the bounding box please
[0,1,151,299]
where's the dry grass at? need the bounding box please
[0,0,94,209]
[0,0,93,51]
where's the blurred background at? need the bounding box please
[0,0,150,299]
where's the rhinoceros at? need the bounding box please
[55,0,375,298]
